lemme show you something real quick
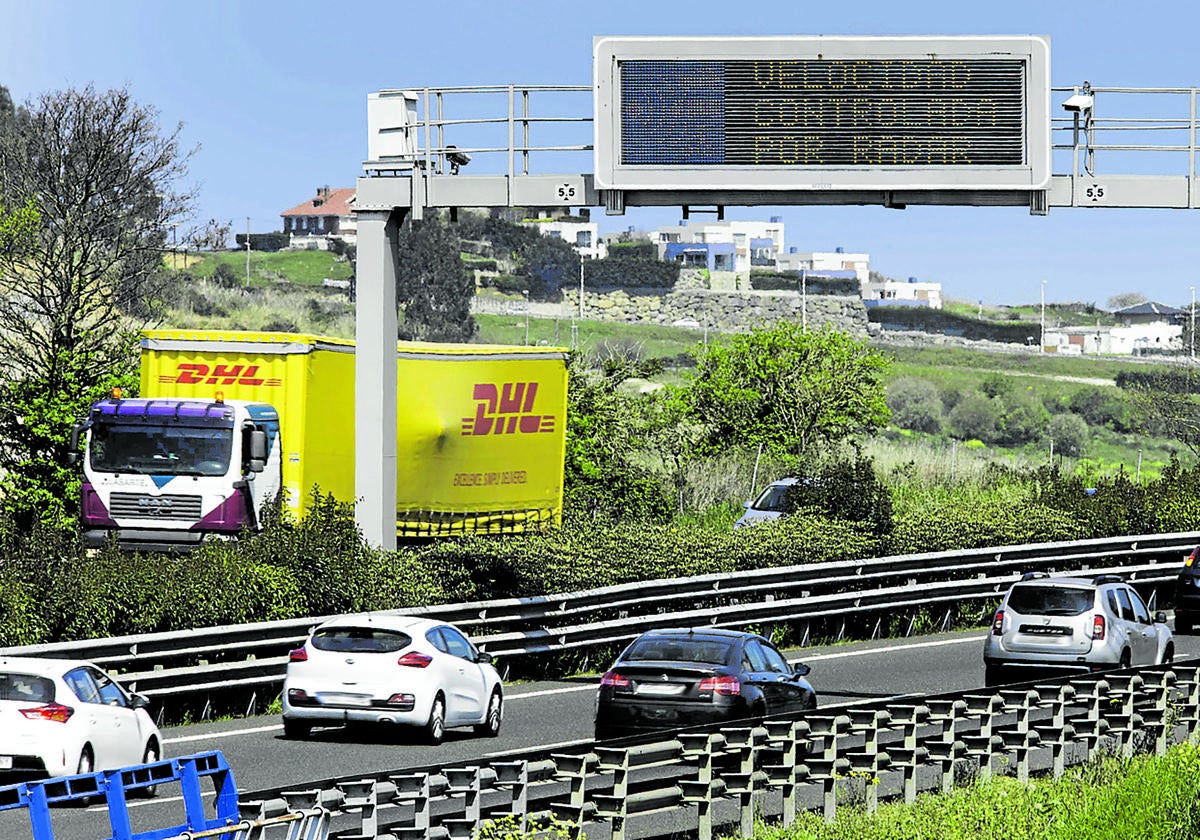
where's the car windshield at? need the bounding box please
[311,627,412,653]
[0,672,56,703]
[751,484,791,512]
[622,637,735,665]
[1006,585,1095,616]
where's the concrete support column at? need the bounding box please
[354,208,403,550]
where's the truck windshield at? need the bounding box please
[89,423,233,476]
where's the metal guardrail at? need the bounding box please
[235,660,1200,840]
[1,532,1195,708]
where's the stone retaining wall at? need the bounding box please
[561,287,868,335]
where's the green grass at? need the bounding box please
[180,249,353,287]
[747,742,1200,840]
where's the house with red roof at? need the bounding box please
[280,186,356,248]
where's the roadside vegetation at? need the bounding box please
[747,741,1200,840]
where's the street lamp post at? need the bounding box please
[523,289,530,346]
[1040,279,1047,353]
[801,268,808,332]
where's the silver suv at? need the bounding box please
[983,573,1173,686]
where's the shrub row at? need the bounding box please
[749,271,860,296]
[869,306,1037,344]
[583,257,680,289]
[2,465,1198,648]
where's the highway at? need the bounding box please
[14,626,1200,840]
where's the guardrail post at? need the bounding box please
[491,761,530,831]
[1169,666,1200,741]
[962,693,1006,781]
[763,720,811,826]
[335,779,384,839]
[1142,670,1176,756]
[1104,674,1146,758]
[390,773,432,832]
[1033,685,1078,778]
[805,715,852,821]
[551,752,596,836]
[723,726,767,837]
[443,766,484,840]
[1071,678,1113,759]
[885,704,930,803]
[847,709,891,813]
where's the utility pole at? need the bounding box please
[523,289,530,346]
[801,268,808,332]
[245,216,251,285]
[1191,285,1196,361]
[578,259,584,320]
[1040,279,1047,353]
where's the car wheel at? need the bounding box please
[474,689,502,738]
[1162,643,1175,665]
[134,741,161,799]
[74,747,96,807]
[423,694,446,745]
[282,717,311,740]
[1176,613,1193,635]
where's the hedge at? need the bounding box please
[750,271,860,296]
[584,257,680,289]
[868,306,1036,344]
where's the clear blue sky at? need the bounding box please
[3,0,1199,307]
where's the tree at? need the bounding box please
[690,323,891,466]
[1126,376,1200,457]
[1106,292,1148,310]
[394,215,477,342]
[193,218,232,251]
[0,85,192,528]
[887,377,944,434]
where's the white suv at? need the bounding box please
[983,573,1173,686]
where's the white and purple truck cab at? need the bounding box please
[73,396,282,552]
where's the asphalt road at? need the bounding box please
[11,627,1200,840]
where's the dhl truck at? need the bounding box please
[73,330,569,551]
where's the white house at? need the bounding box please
[280,186,356,249]
[860,275,943,309]
[1043,322,1183,355]
[525,218,605,260]
[653,218,785,273]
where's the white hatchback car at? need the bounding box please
[0,656,162,787]
[282,614,503,744]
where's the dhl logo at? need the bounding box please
[462,383,555,436]
[160,364,281,387]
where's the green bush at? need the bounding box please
[887,378,944,434]
[869,306,1037,343]
[948,393,1000,443]
[1048,413,1089,457]
[749,271,859,295]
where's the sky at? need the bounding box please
[3,0,1200,308]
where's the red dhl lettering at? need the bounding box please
[166,363,277,386]
[461,382,555,436]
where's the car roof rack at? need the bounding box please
[1091,574,1125,585]
[1019,571,1050,581]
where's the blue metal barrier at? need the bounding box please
[0,751,241,840]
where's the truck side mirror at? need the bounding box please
[66,422,85,465]
[248,429,267,473]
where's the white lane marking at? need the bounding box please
[165,723,282,745]
[799,635,981,663]
[158,635,984,744]
[483,739,591,758]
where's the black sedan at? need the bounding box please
[593,628,816,740]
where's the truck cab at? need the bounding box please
[73,394,280,552]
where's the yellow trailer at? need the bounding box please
[78,330,567,550]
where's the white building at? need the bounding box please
[653,218,785,273]
[776,248,870,286]
[1044,322,1183,355]
[860,275,943,309]
[524,218,605,260]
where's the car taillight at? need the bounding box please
[1187,549,1198,567]
[600,671,630,687]
[20,703,74,723]
[698,675,741,696]
[1092,614,1106,640]
[397,652,433,668]
[288,647,308,662]
[991,610,1004,635]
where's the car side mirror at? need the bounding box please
[476,651,494,665]
[129,693,151,710]
[792,663,811,677]
[1155,611,1168,624]
[743,501,752,509]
